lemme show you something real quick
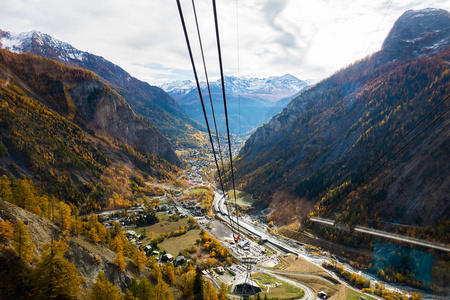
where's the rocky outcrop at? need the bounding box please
[0,49,181,167]
[382,8,450,60]
[67,80,181,167]
[0,198,135,291]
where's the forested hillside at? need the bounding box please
[0,49,180,211]
[235,9,450,233]
[0,29,206,148]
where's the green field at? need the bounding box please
[188,188,210,195]
[135,212,190,243]
[252,273,304,299]
[175,150,189,156]
[346,288,377,300]
[159,229,202,256]
[227,189,255,207]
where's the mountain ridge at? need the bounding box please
[235,8,450,228]
[162,74,310,135]
[0,49,181,206]
[0,29,205,147]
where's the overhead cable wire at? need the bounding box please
[190,0,236,230]
[176,0,229,213]
[351,94,449,191]
[344,122,447,218]
[365,0,393,56]
[212,0,241,241]
[191,0,226,177]
[236,0,241,138]
[326,93,450,216]
[325,94,450,216]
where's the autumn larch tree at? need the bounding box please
[90,271,123,300]
[128,277,154,300]
[204,280,218,300]
[134,246,146,272]
[13,220,35,263]
[30,238,82,299]
[164,261,176,285]
[0,175,12,201]
[115,250,127,271]
[0,220,14,241]
[154,279,172,300]
[218,282,228,300]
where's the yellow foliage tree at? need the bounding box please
[30,239,82,300]
[164,262,176,285]
[204,280,218,300]
[181,269,195,300]
[56,201,72,230]
[89,227,101,243]
[13,220,35,263]
[111,235,124,252]
[154,279,172,300]
[90,271,123,300]
[0,175,12,201]
[134,246,147,272]
[218,282,228,300]
[0,220,14,241]
[151,262,163,282]
[115,251,127,271]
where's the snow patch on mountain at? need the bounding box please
[160,74,310,102]
[0,30,86,62]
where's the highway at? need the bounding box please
[310,217,450,252]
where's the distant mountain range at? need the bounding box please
[161,74,310,135]
[235,8,450,230]
[0,29,205,147]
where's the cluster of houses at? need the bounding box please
[142,245,191,265]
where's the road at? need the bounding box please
[261,268,314,300]
[310,217,450,252]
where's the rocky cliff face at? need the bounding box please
[382,8,450,60]
[0,49,181,167]
[67,80,181,166]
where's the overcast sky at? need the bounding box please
[1,0,449,85]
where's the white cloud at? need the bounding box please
[0,0,449,85]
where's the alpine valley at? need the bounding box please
[0,5,449,300]
[162,74,310,135]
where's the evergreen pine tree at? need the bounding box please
[193,267,204,300]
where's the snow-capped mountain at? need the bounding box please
[0,29,205,146]
[161,74,309,102]
[161,74,310,135]
[0,30,86,62]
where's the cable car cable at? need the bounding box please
[212,0,241,242]
[324,94,449,216]
[190,0,238,232]
[176,0,228,210]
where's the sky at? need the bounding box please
[1,0,449,86]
